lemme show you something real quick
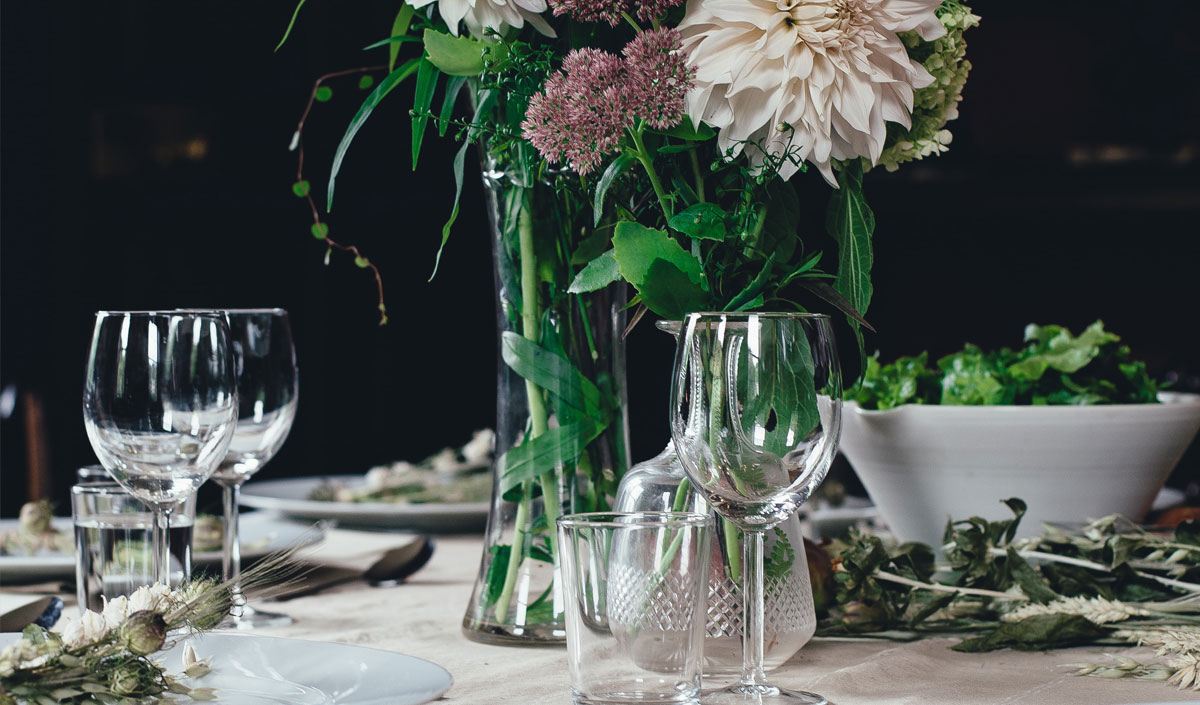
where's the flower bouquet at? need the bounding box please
[280,0,978,642]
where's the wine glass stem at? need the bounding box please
[221,480,247,608]
[153,506,174,587]
[740,527,768,687]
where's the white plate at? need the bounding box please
[0,513,323,583]
[0,632,452,705]
[239,475,490,532]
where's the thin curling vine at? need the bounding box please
[289,66,390,325]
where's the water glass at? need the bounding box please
[558,512,713,705]
[72,480,196,613]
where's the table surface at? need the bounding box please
[243,534,1200,705]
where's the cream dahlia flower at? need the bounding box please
[407,0,555,38]
[678,0,946,185]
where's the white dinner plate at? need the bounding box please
[238,475,490,532]
[0,632,453,705]
[0,513,323,584]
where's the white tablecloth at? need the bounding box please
[252,535,1200,705]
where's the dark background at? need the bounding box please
[3,2,1198,518]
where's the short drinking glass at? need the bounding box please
[72,480,197,613]
[558,512,713,705]
[82,310,238,587]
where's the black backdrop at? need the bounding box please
[3,1,1198,517]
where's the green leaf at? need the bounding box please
[310,222,328,240]
[724,257,774,311]
[1005,546,1058,603]
[500,332,604,417]
[326,58,421,211]
[826,161,875,319]
[480,544,510,607]
[361,35,422,51]
[315,85,333,102]
[354,256,370,268]
[429,139,470,281]
[388,5,415,72]
[292,180,310,198]
[938,345,1011,405]
[637,260,710,321]
[758,179,800,261]
[651,117,715,141]
[429,90,495,280]
[439,76,468,137]
[908,591,957,627]
[570,228,614,265]
[498,420,603,494]
[668,203,727,241]
[568,249,621,294]
[358,75,375,90]
[611,221,707,320]
[274,0,307,52]
[422,29,489,76]
[951,614,1107,653]
[411,58,438,171]
[798,280,873,332]
[1007,321,1120,381]
[593,154,635,226]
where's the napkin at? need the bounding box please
[270,528,428,599]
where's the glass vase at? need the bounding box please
[614,446,817,673]
[613,321,817,672]
[463,147,631,645]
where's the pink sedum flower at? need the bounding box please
[524,49,629,175]
[523,29,693,175]
[548,0,684,26]
[623,28,694,129]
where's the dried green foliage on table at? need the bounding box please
[812,498,1200,690]
[0,551,304,704]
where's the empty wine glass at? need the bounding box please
[83,311,238,587]
[670,312,842,705]
[210,308,298,628]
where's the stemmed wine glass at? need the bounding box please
[209,309,298,628]
[670,312,842,705]
[83,311,238,587]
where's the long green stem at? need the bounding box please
[493,187,561,621]
[689,150,706,203]
[630,128,673,220]
[494,480,532,619]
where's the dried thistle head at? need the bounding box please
[119,611,166,656]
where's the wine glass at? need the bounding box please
[83,311,238,587]
[670,312,841,705]
[210,309,298,628]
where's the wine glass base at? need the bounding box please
[700,683,828,705]
[220,603,293,630]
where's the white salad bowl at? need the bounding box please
[838,392,1200,547]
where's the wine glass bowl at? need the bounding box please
[209,308,298,629]
[670,312,841,705]
[83,311,238,586]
